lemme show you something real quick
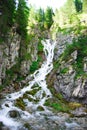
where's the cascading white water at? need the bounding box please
[0,39,56,130]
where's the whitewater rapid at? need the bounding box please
[0,39,56,130]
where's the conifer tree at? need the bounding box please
[16,0,29,38]
[44,7,54,29]
[74,0,83,12]
[0,0,16,36]
[36,8,45,30]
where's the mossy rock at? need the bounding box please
[0,85,3,92]
[26,88,40,96]
[23,93,29,99]
[45,98,70,113]
[24,123,32,130]
[49,100,70,113]
[37,106,44,111]
[55,93,63,100]
[84,109,87,113]
[68,102,82,110]
[15,98,26,110]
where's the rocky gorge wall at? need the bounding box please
[53,33,87,104]
[0,31,38,88]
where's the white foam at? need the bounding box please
[0,39,56,129]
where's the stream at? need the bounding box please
[0,39,86,130]
[0,39,57,130]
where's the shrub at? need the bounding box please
[30,61,39,73]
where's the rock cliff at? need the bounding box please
[53,33,87,104]
[0,31,38,88]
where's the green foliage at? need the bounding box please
[30,61,39,73]
[62,35,87,78]
[45,98,70,112]
[15,98,26,110]
[0,0,16,37]
[62,35,87,60]
[53,61,60,70]
[38,41,44,52]
[28,7,36,27]
[83,0,87,13]
[16,0,29,38]
[0,85,3,91]
[36,8,45,30]
[44,7,54,29]
[60,67,69,74]
[50,103,69,112]
[2,63,20,86]
[16,76,25,82]
[74,0,83,12]
[55,93,63,100]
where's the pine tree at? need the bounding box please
[36,8,44,22]
[36,8,45,30]
[74,0,83,12]
[16,0,29,38]
[0,0,16,36]
[44,7,54,29]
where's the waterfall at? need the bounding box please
[0,39,56,130]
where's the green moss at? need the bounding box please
[37,106,44,111]
[68,102,82,110]
[60,67,69,74]
[26,87,41,96]
[16,76,25,82]
[15,98,26,110]
[37,55,43,63]
[22,87,41,103]
[51,103,69,112]
[55,93,63,100]
[0,85,3,91]
[24,53,32,60]
[45,98,70,113]
[38,41,44,52]
[24,123,32,130]
[53,61,60,70]
[30,54,44,73]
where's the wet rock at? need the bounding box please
[70,107,87,117]
[18,126,28,130]
[0,122,4,127]
[37,106,44,111]
[24,123,32,130]
[65,122,80,129]
[5,104,9,107]
[8,110,20,118]
[0,126,10,130]
[0,122,9,130]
